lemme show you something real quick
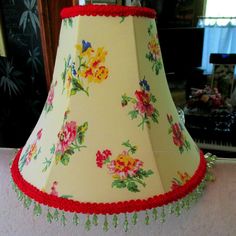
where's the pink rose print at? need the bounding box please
[47,87,54,105]
[57,121,77,153]
[54,111,88,166]
[44,81,57,114]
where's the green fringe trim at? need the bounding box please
[10,153,216,232]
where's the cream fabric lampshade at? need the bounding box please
[10,5,214,231]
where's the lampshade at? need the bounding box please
[10,5,215,231]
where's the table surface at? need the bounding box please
[1,148,236,236]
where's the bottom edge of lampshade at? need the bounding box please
[10,148,216,217]
[9,151,216,231]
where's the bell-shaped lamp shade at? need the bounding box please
[10,5,214,230]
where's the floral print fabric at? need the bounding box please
[49,181,73,199]
[122,79,159,129]
[146,24,162,75]
[171,171,191,191]
[54,110,88,166]
[62,40,109,96]
[167,114,191,153]
[44,81,57,114]
[96,141,154,193]
[19,129,43,172]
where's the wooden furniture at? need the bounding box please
[37,0,77,90]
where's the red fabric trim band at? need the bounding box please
[60,5,156,19]
[11,149,206,215]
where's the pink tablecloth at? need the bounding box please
[1,148,236,236]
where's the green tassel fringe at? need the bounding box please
[131,212,138,225]
[112,215,118,228]
[103,215,109,232]
[123,214,129,232]
[73,214,79,226]
[10,153,216,232]
[85,215,91,231]
[60,212,66,226]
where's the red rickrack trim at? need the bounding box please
[60,5,156,19]
[11,149,206,215]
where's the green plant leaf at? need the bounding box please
[120,16,125,23]
[42,157,52,172]
[72,77,84,91]
[70,89,77,96]
[150,94,157,103]
[61,195,73,199]
[50,145,55,154]
[179,146,184,154]
[64,149,74,156]
[122,140,137,154]
[69,18,73,27]
[77,122,88,144]
[152,110,159,123]
[112,179,126,189]
[61,155,70,165]
[127,181,139,192]
[147,53,154,61]
[138,169,154,178]
[128,110,139,119]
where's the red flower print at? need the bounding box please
[26,143,37,165]
[172,123,184,147]
[50,181,58,196]
[178,171,190,183]
[47,86,55,106]
[85,68,93,78]
[96,149,112,168]
[171,171,191,191]
[107,152,144,180]
[171,180,180,191]
[37,129,43,140]
[167,113,191,153]
[103,149,111,157]
[57,121,77,153]
[135,90,155,116]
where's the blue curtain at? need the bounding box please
[198,19,236,75]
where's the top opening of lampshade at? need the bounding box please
[60,5,156,19]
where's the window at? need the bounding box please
[205,0,236,17]
[200,0,236,75]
